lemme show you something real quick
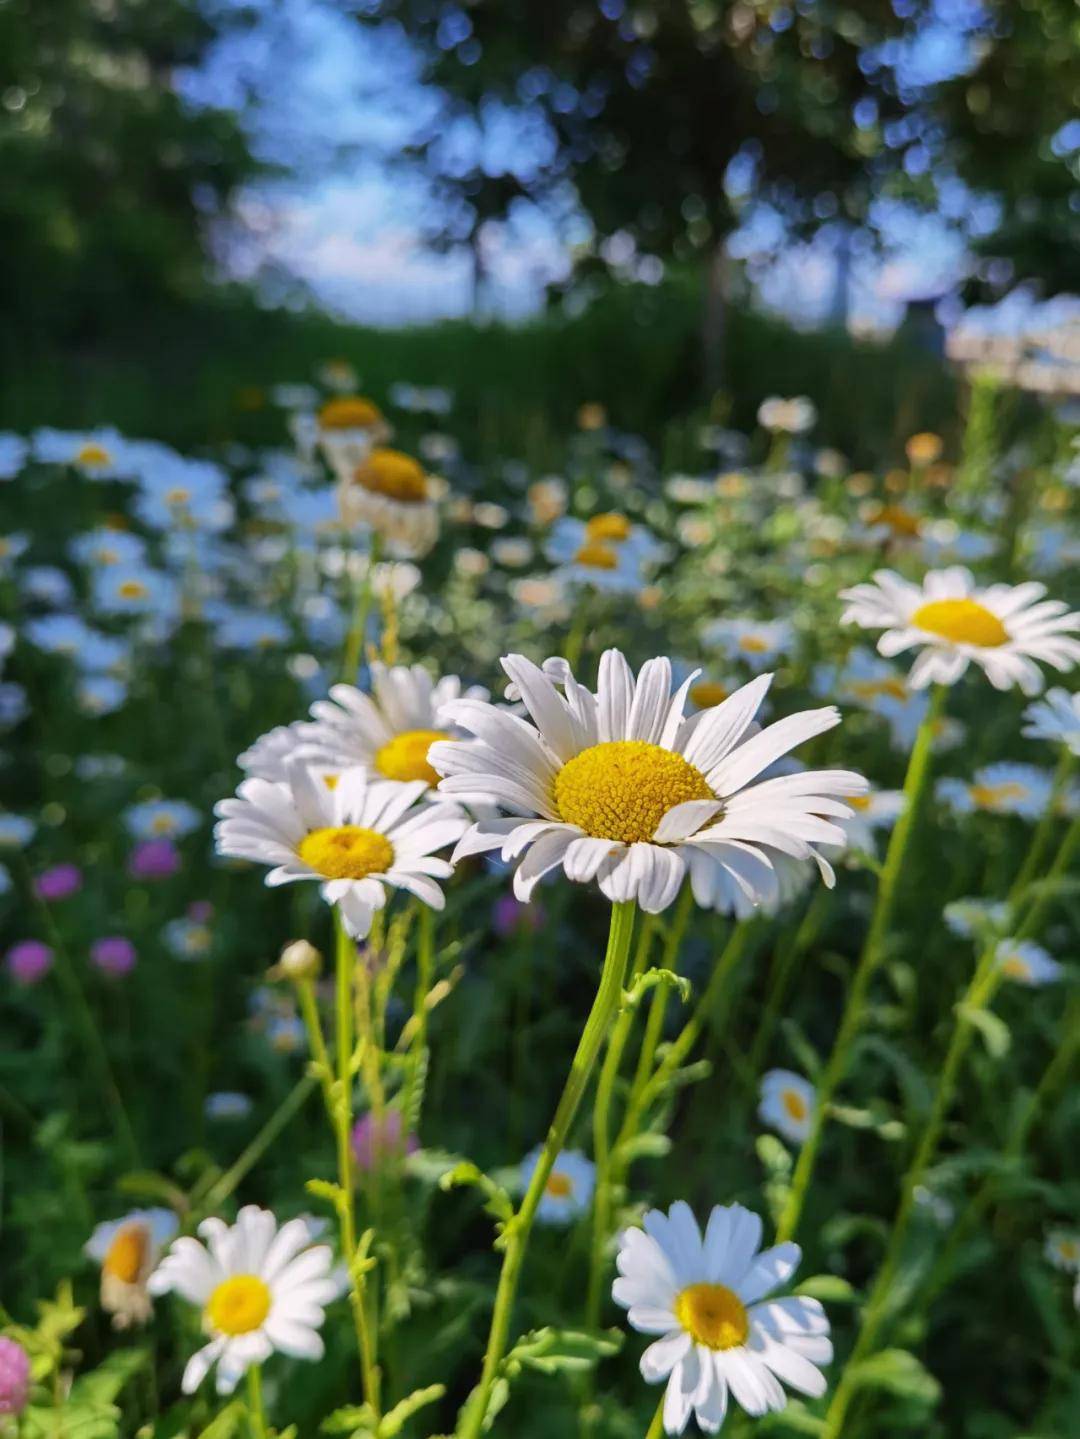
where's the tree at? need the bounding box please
[360,0,922,379]
[0,0,260,342]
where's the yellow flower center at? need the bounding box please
[320,396,383,430]
[847,794,871,812]
[297,825,394,879]
[353,449,428,503]
[910,598,1008,648]
[849,678,908,702]
[165,487,192,506]
[554,741,714,844]
[1058,1240,1079,1262]
[739,635,769,654]
[969,782,1026,809]
[689,680,729,709]
[906,432,942,466]
[572,542,618,570]
[76,443,112,467]
[206,1275,272,1336]
[585,512,632,543]
[103,1224,150,1283]
[874,505,921,538]
[675,1283,749,1350]
[545,1172,573,1198]
[375,728,448,786]
[782,1089,809,1122]
[118,580,148,599]
[1001,955,1030,980]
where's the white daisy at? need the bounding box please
[237,723,311,783]
[833,789,905,856]
[299,662,488,791]
[1023,688,1080,755]
[702,620,793,674]
[316,396,390,480]
[613,1201,830,1434]
[338,447,438,558]
[1045,1230,1080,1274]
[213,762,467,937]
[995,939,1064,987]
[520,1147,595,1225]
[758,1071,816,1146]
[936,763,1053,820]
[85,1208,179,1329]
[431,651,865,915]
[148,1206,337,1394]
[839,567,1080,694]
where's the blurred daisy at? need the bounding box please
[77,674,128,716]
[85,1208,178,1329]
[833,789,904,855]
[148,1206,337,1394]
[703,620,793,673]
[317,396,389,479]
[164,915,213,959]
[758,397,817,434]
[527,477,568,525]
[1045,1230,1080,1273]
[0,814,35,848]
[214,763,467,938]
[432,652,865,915]
[614,1201,830,1434]
[758,1071,815,1146]
[944,897,1010,940]
[124,799,202,841]
[339,447,438,558]
[0,533,29,574]
[995,939,1063,986]
[134,459,233,533]
[33,427,136,479]
[0,432,27,479]
[1023,689,1080,755]
[547,514,664,569]
[840,568,1080,694]
[299,662,487,791]
[491,537,534,569]
[937,763,1053,820]
[90,565,180,621]
[520,1147,595,1225]
[213,607,291,651]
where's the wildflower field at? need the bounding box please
[1,377,1078,1439]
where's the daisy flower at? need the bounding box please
[1045,1230,1080,1273]
[316,396,390,479]
[123,799,202,841]
[520,1147,596,1225]
[148,1206,337,1394]
[614,1201,830,1434]
[85,1208,178,1329]
[432,652,865,915]
[936,763,1053,820]
[1023,688,1080,755]
[238,723,311,783]
[214,762,467,937]
[758,1071,815,1146]
[995,939,1064,986]
[839,567,1080,694]
[833,789,905,856]
[338,447,439,558]
[33,426,137,480]
[702,620,793,674]
[298,662,488,791]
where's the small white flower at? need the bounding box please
[703,620,793,674]
[433,651,865,916]
[338,448,439,558]
[832,789,904,856]
[758,1071,815,1146]
[85,1208,179,1329]
[148,1206,337,1394]
[124,799,202,840]
[1045,1230,1080,1274]
[757,397,817,435]
[1022,688,1080,756]
[520,1148,595,1225]
[937,763,1053,820]
[214,762,467,937]
[614,1201,831,1434]
[840,567,1080,694]
[995,939,1064,986]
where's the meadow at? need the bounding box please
[0,358,1077,1439]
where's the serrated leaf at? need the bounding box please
[504,1326,623,1375]
[321,1404,376,1435]
[377,1384,446,1437]
[613,1131,672,1165]
[438,1161,515,1224]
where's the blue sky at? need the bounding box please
[182,0,985,330]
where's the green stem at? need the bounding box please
[332,913,382,1418]
[625,885,695,1122]
[775,686,945,1243]
[1007,748,1075,908]
[745,888,830,1082]
[585,914,658,1329]
[458,901,637,1439]
[818,943,1001,1439]
[246,1364,267,1439]
[202,1075,317,1213]
[564,599,591,672]
[1012,810,1080,942]
[645,1395,665,1439]
[341,534,381,682]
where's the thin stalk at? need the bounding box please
[1012,811,1080,942]
[776,687,945,1244]
[458,901,637,1439]
[341,535,381,682]
[585,914,659,1328]
[202,1074,317,1213]
[645,1395,665,1439]
[625,885,695,1121]
[745,887,830,1082]
[246,1364,267,1439]
[1007,748,1075,907]
[818,943,1001,1439]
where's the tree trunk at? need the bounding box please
[702,238,729,393]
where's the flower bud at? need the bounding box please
[272,939,322,982]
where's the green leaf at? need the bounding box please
[377,1384,446,1437]
[958,1004,1010,1058]
[623,967,692,1009]
[321,1404,376,1436]
[115,1169,188,1209]
[197,1401,248,1439]
[69,1349,149,1406]
[613,1131,672,1166]
[438,1161,515,1224]
[848,1348,941,1405]
[306,1178,345,1208]
[793,1275,857,1304]
[504,1326,623,1376]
